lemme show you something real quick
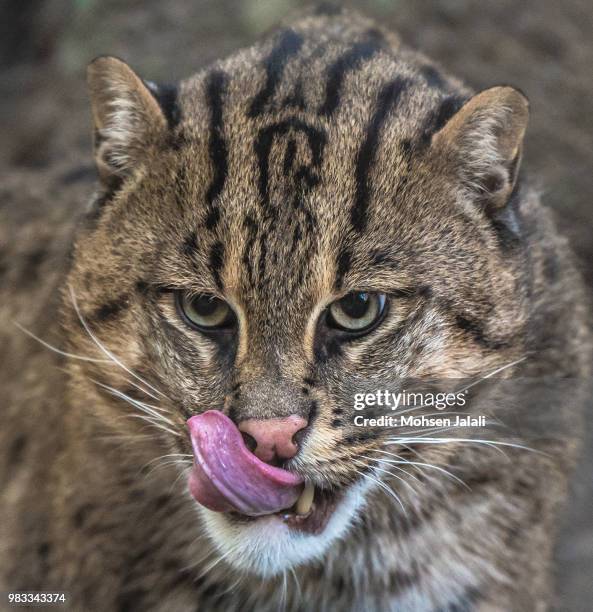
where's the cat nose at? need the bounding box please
[238,415,308,464]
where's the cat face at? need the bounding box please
[66,13,529,576]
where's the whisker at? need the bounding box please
[360,454,423,485]
[217,572,246,597]
[14,322,112,363]
[124,414,182,438]
[384,437,542,455]
[371,449,470,489]
[189,540,239,576]
[95,432,164,447]
[456,355,529,395]
[289,567,302,602]
[92,379,177,427]
[280,570,288,612]
[382,427,511,459]
[353,468,407,515]
[145,459,193,477]
[143,453,194,467]
[365,447,451,494]
[141,453,193,476]
[168,464,192,494]
[69,285,166,399]
[120,376,165,404]
[353,458,418,497]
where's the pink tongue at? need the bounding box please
[187,410,304,516]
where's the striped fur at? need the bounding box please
[1,8,591,612]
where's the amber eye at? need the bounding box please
[176,292,235,330]
[327,292,386,332]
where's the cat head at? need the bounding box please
[65,12,529,577]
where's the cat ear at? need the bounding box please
[432,86,529,210]
[87,56,168,186]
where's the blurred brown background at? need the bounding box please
[1,1,591,609]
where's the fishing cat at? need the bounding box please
[1,6,591,612]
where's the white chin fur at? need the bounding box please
[198,479,372,578]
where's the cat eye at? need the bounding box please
[176,292,235,330]
[327,292,386,333]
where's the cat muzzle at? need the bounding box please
[187,410,305,516]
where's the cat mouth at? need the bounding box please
[186,411,343,534]
[228,482,344,535]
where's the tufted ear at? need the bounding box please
[87,56,168,187]
[432,86,529,211]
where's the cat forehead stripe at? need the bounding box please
[248,28,304,118]
[205,69,229,231]
[353,76,412,233]
[318,35,383,117]
[254,118,327,209]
